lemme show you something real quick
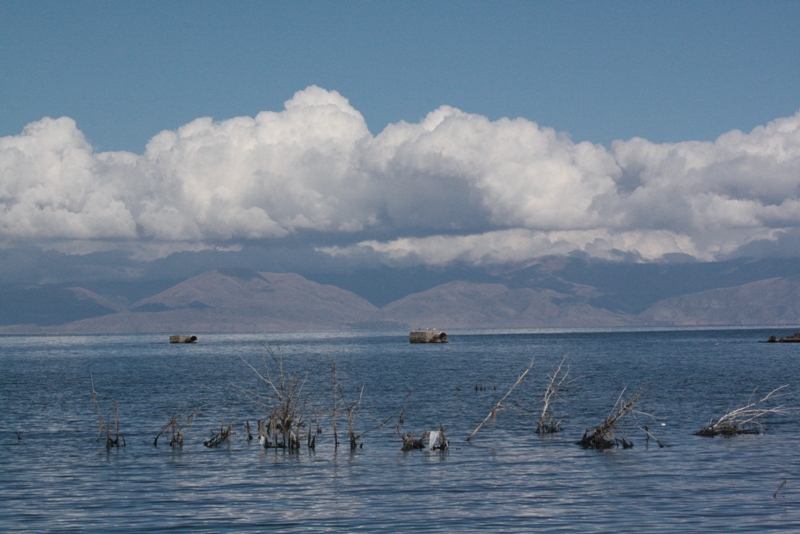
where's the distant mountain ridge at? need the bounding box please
[638,275,800,326]
[0,285,120,327]
[370,280,630,329]
[1,270,378,333]
[4,261,800,333]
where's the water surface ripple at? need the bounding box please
[1,329,800,531]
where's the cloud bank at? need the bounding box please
[1,86,799,265]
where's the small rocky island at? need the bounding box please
[766,332,800,343]
[170,335,198,343]
[409,330,449,343]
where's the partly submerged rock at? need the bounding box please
[767,332,800,343]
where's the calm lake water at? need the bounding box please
[2,328,800,532]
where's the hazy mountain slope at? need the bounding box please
[7,261,800,333]
[370,281,631,329]
[16,269,378,333]
[499,256,800,315]
[0,285,121,326]
[638,275,800,326]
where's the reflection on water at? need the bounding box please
[2,329,800,531]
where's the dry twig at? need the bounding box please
[90,373,125,448]
[536,356,573,434]
[90,372,104,441]
[466,356,536,442]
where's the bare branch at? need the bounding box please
[696,385,795,437]
[537,355,574,434]
[467,356,536,442]
[577,385,649,449]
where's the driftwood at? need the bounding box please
[577,385,649,449]
[537,356,573,434]
[696,385,794,437]
[466,356,535,442]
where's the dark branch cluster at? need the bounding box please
[154,407,202,448]
[577,385,650,450]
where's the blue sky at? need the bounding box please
[3,1,798,152]
[2,1,800,284]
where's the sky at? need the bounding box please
[1,1,800,285]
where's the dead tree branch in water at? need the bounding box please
[154,406,202,448]
[90,372,104,441]
[696,385,795,437]
[104,403,126,449]
[399,430,426,451]
[537,356,573,434]
[577,385,651,450]
[204,420,235,448]
[393,389,447,452]
[307,412,321,450]
[774,479,788,499]
[330,358,340,449]
[637,424,666,448]
[336,382,399,450]
[239,343,309,452]
[90,373,125,448]
[466,356,536,442]
[340,384,368,449]
[397,426,449,452]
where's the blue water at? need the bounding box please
[2,328,800,531]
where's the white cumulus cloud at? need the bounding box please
[1,86,799,265]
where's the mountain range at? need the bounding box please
[3,258,800,333]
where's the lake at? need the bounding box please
[1,328,800,532]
